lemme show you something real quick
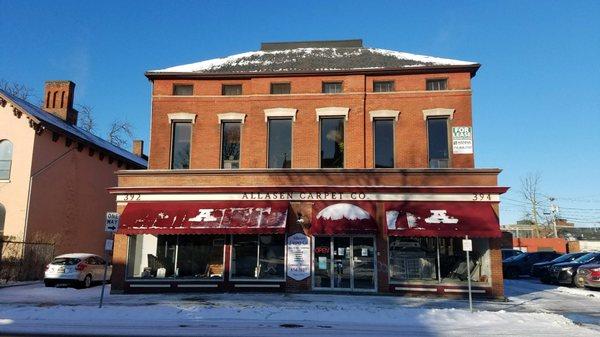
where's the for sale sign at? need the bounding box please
[452,126,473,154]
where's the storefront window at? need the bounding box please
[126,235,224,279]
[389,237,491,284]
[231,235,285,280]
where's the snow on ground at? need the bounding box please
[0,281,597,336]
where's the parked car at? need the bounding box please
[531,252,588,283]
[503,251,561,278]
[549,252,600,287]
[44,253,112,288]
[502,249,524,261]
[577,263,600,289]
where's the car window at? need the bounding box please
[51,258,80,265]
[95,256,106,265]
[574,253,598,264]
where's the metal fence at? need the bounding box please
[0,240,55,283]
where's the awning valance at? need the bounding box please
[385,201,500,238]
[311,202,378,235]
[118,201,288,235]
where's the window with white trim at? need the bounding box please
[374,119,394,168]
[268,118,292,168]
[427,117,450,168]
[0,140,13,180]
[221,121,241,169]
[171,122,191,169]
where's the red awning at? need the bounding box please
[118,201,288,235]
[385,201,500,238]
[311,202,378,234]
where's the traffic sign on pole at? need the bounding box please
[105,212,120,232]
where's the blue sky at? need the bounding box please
[2,0,599,226]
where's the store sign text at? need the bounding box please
[241,192,367,201]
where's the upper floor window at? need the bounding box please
[270,83,291,95]
[171,123,191,169]
[172,84,193,96]
[0,140,13,180]
[322,82,343,94]
[0,203,5,237]
[222,84,242,96]
[374,119,394,168]
[320,118,344,168]
[373,81,395,93]
[268,119,292,168]
[427,118,449,168]
[221,122,241,169]
[426,79,447,91]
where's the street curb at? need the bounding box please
[0,281,41,289]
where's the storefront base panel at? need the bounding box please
[389,284,495,298]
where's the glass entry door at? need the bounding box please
[313,236,376,291]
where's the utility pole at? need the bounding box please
[549,197,559,238]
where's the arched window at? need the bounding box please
[0,203,5,236]
[60,91,65,108]
[0,140,13,180]
[52,91,58,108]
[46,91,51,108]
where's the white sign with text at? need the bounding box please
[452,126,473,154]
[105,212,120,232]
[286,233,311,281]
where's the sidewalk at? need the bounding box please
[0,283,597,336]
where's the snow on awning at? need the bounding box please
[118,201,288,235]
[311,202,377,235]
[385,202,500,238]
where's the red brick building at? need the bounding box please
[110,40,508,297]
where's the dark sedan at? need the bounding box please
[503,251,562,279]
[549,252,600,287]
[531,252,587,283]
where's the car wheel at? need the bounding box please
[44,280,54,287]
[79,274,92,289]
[574,274,585,288]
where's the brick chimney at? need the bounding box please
[43,81,78,125]
[132,140,148,160]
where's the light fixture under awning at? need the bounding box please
[118,201,289,235]
[385,201,501,238]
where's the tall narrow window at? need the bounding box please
[270,83,291,94]
[0,203,5,236]
[222,84,242,96]
[170,123,191,169]
[221,122,241,169]
[426,79,447,91]
[320,118,344,168]
[173,84,193,96]
[322,82,343,94]
[267,119,292,168]
[0,140,13,180]
[374,119,394,168]
[427,118,449,168]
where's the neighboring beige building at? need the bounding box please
[0,81,146,255]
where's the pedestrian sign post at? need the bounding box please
[463,236,473,312]
[100,212,119,308]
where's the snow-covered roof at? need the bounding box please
[317,203,372,221]
[0,88,147,168]
[148,41,478,76]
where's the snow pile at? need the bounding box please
[150,47,476,73]
[316,203,371,221]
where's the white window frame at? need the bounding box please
[422,108,454,120]
[264,108,297,122]
[218,112,246,124]
[315,107,349,121]
[167,112,197,124]
[369,110,400,121]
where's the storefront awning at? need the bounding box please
[118,201,288,235]
[385,201,500,238]
[311,202,378,234]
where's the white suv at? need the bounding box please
[44,253,112,288]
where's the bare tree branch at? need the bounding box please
[76,104,97,134]
[107,120,134,148]
[520,172,543,237]
[0,79,33,100]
